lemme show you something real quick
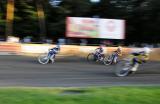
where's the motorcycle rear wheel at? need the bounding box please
[103,55,113,65]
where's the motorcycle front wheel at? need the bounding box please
[115,60,132,77]
[87,53,96,62]
[38,53,50,64]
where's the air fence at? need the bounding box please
[0,42,160,61]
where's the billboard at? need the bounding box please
[66,17,125,39]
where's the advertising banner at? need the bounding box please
[66,17,125,39]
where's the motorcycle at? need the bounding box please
[115,57,140,77]
[103,52,119,65]
[38,49,56,64]
[87,52,105,63]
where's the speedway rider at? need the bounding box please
[95,45,104,61]
[112,46,122,63]
[130,47,152,72]
[114,46,122,56]
[48,44,60,63]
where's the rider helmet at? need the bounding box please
[55,44,60,50]
[99,44,105,49]
[143,47,151,54]
[117,46,122,52]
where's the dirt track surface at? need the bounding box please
[0,55,159,87]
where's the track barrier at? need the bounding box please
[0,42,159,61]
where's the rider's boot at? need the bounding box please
[51,59,55,63]
[50,55,55,63]
[114,56,118,64]
[131,63,139,72]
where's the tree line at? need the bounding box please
[0,0,160,44]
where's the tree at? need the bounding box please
[0,0,7,38]
[36,0,46,39]
[13,0,38,39]
[45,0,92,38]
[5,0,14,37]
[93,0,160,44]
[1,0,160,43]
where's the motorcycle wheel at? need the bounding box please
[115,60,133,77]
[103,55,113,65]
[87,53,96,62]
[38,53,50,64]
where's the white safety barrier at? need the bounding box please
[0,42,159,61]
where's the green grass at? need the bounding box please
[0,87,159,104]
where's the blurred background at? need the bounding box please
[0,0,160,47]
